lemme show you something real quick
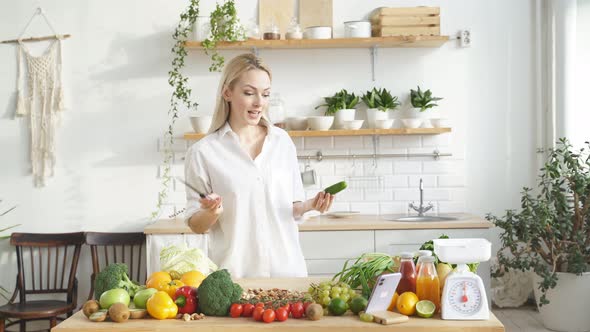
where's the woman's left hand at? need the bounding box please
[311,191,334,213]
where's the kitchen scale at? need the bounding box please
[433,238,491,320]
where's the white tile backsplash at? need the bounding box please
[161,133,466,216]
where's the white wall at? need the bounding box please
[0,0,538,306]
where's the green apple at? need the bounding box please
[99,288,130,309]
[133,288,158,309]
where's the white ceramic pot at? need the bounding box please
[192,16,211,41]
[533,272,590,332]
[334,109,356,129]
[190,115,213,133]
[344,21,371,38]
[366,108,389,128]
[307,116,334,131]
[304,26,332,39]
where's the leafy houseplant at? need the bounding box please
[486,138,590,306]
[202,0,246,72]
[315,89,359,116]
[361,87,400,112]
[410,86,442,112]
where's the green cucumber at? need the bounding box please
[324,181,347,195]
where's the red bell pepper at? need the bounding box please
[173,286,198,314]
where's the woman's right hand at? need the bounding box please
[199,194,223,215]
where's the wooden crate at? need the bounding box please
[370,7,440,37]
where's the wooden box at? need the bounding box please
[370,7,440,37]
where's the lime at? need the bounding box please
[359,311,374,323]
[328,298,348,316]
[415,300,436,318]
[349,296,368,315]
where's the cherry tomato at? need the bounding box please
[242,303,255,317]
[282,303,291,314]
[255,302,265,308]
[262,309,276,323]
[230,303,243,318]
[275,307,288,322]
[291,302,304,319]
[253,307,265,321]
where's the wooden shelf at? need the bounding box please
[185,35,450,50]
[183,127,451,140]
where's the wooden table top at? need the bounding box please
[144,214,492,234]
[52,278,504,332]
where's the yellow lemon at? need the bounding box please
[180,270,206,288]
[396,291,419,316]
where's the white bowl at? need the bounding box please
[304,26,332,39]
[342,120,364,130]
[287,117,308,130]
[307,116,334,131]
[190,115,213,133]
[401,118,422,129]
[430,118,450,128]
[374,119,394,129]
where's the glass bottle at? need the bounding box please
[416,255,441,312]
[415,249,433,275]
[246,18,261,40]
[285,17,303,40]
[263,20,280,40]
[268,93,286,128]
[396,252,417,294]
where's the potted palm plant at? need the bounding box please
[315,89,359,129]
[486,138,590,332]
[361,87,400,128]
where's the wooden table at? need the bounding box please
[52,278,504,332]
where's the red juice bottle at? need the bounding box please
[396,252,416,294]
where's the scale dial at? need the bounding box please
[447,278,482,315]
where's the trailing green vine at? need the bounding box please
[202,0,246,72]
[152,0,201,220]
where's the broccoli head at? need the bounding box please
[94,263,140,299]
[197,269,243,316]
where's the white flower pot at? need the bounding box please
[334,109,356,129]
[408,107,431,128]
[190,115,213,133]
[366,108,389,128]
[532,272,590,332]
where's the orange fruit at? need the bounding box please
[396,292,419,316]
[387,292,399,311]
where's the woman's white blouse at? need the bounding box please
[184,122,307,278]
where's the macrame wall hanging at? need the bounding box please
[1,7,71,187]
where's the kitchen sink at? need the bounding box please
[381,215,460,222]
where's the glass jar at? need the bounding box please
[396,252,417,295]
[285,17,303,40]
[268,93,286,128]
[415,249,433,275]
[416,255,440,312]
[263,21,281,40]
[246,19,261,40]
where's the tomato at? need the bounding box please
[262,309,276,323]
[275,307,288,322]
[242,303,255,317]
[230,303,243,318]
[291,302,304,319]
[253,307,265,321]
[255,302,265,308]
[282,303,291,314]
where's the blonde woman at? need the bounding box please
[184,53,334,278]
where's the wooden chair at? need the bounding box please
[0,232,85,332]
[85,232,146,301]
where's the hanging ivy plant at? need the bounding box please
[203,0,246,72]
[153,0,244,219]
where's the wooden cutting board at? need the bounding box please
[299,0,333,29]
[259,0,294,39]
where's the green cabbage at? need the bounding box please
[159,244,218,275]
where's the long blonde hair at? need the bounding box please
[208,53,273,134]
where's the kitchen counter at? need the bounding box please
[144,213,492,234]
[52,278,504,332]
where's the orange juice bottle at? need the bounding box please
[415,250,433,275]
[416,255,440,312]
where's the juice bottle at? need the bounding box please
[396,252,416,294]
[415,249,433,275]
[416,255,440,312]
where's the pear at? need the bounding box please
[436,263,453,289]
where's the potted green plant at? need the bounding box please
[405,86,442,128]
[315,89,359,129]
[202,0,246,72]
[486,138,590,332]
[361,87,400,129]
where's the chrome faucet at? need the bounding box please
[409,178,433,216]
